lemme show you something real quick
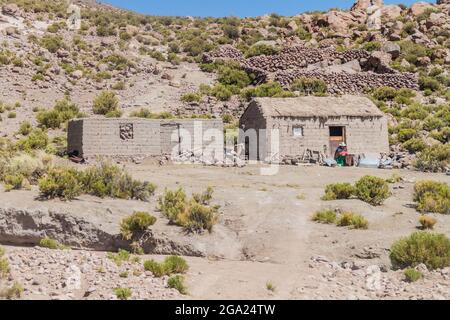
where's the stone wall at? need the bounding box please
[204,44,419,93]
[68,118,224,160]
[274,70,419,94]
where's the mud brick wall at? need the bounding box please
[264,116,389,159]
[68,118,224,160]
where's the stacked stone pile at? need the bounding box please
[204,44,419,94]
[202,44,244,63]
[275,70,418,94]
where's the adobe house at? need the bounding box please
[68,118,224,160]
[239,96,389,162]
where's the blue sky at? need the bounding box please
[101,0,433,17]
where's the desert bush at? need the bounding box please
[158,188,219,233]
[0,246,10,279]
[37,99,81,129]
[402,138,426,153]
[354,176,390,206]
[419,76,441,92]
[16,128,49,151]
[397,128,417,142]
[414,180,450,215]
[168,275,188,294]
[363,41,381,52]
[217,65,252,89]
[312,209,337,224]
[144,255,188,278]
[81,163,156,201]
[120,211,157,240]
[158,188,188,223]
[336,212,368,229]
[0,282,23,299]
[419,215,437,230]
[39,237,68,250]
[38,167,82,200]
[2,174,25,191]
[241,82,294,101]
[164,256,189,274]
[178,201,219,233]
[322,183,355,200]
[40,35,65,53]
[210,84,233,101]
[92,91,119,115]
[18,121,32,136]
[244,44,279,58]
[390,231,450,270]
[107,249,131,266]
[414,145,450,173]
[181,92,202,103]
[404,268,422,283]
[290,77,327,96]
[114,287,132,300]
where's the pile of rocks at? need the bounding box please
[2,246,182,300]
[203,45,244,63]
[274,70,419,94]
[205,44,418,94]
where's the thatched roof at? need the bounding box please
[253,95,384,118]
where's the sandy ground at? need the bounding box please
[1,164,449,299]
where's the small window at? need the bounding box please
[293,126,303,137]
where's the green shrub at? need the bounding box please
[419,76,441,92]
[168,275,188,294]
[144,259,166,277]
[390,231,450,270]
[290,77,327,96]
[217,66,251,89]
[39,237,68,250]
[2,174,24,191]
[181,93,202,103]
[210,84,233,101]
[397,128,417,142]
[0,282,23,299]
[16,128,49,151]
[312,209,337,224]
[158,188,188,223]
[114,287,132,300]
[244,44,279,58]
[163,256,189,274]
[322,183,355,200]
[107,249,131,266]
[144,256,188,278]
[81,163,156,201]
[241,82,294,101]
[7,112,16,118]
[38,167,82,200]
[40,35,65,53]
[414,145,450,173]
[402,138,426,153]
[354,176,390,206]
[37,99,80,129]
[92,91,119,115]
[363,41,381,52]
[0,246,10,279]
[120,211,157,240]
[336,212,368,229]
[18,121,32,136]
[404,268,422,283]
[192,186,214,205]
[372,86,397,101]
[178,201,219,233]
[414,180,450,215]
[419,215,437,230]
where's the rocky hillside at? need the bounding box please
[0,0,448,170]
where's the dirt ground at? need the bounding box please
[128,164,450,299]
[1,164,449,300]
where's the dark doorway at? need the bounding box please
[329,126,346,157]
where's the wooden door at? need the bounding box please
[329,126,346,157]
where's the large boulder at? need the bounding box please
[1,3,20,16]
[409,2,435,16]
[351,0,384,11]
[367,9,382,30]
[382,42,401,59]
[380,5,402,20]
[317,11,357,33]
